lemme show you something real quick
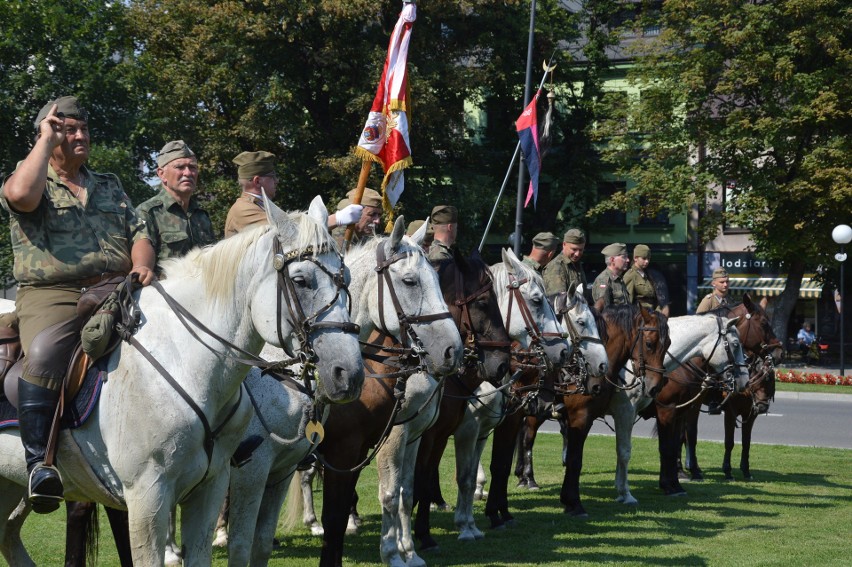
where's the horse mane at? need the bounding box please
[159,211,334,304]
[346,233,424,271]
[489,258,545,294]
[589,303,609,344]
[602,304,669,345]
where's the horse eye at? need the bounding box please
[403,276,417,286]
[646,341,653,350]
[292,275,307,287]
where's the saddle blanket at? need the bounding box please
[0,360,106,431]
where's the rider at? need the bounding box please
[522,232,560,275]
[426,205,458,264]
[696,268,731,313]
[0,96,156,513]
[330,187,382,249]
[405,218,434,253]
[542,228,591,303]
[624,244,664,313]
[592,243,631,307]
[136,140,216,272]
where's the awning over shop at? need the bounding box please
[698,277,823,299]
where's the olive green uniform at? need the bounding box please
[1,163,148,387]
[623,266,659,311]
[696,293,729,314]
[136,186,216,268]
[542,254,589,301]
[427,240,454,264]
[521,256,545,275]
[592,268,629,307]
[224,193,267,238]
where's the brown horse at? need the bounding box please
[512,303,669,518]
[647,294,781,494]
[412,251,511,552]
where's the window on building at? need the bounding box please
[597,181,627,226]
[638,195,669,225]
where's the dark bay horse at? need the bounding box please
[646,294,781,494]
[512,303,669,518]
[412,251,511,552]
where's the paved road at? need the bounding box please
[539,391,852,450]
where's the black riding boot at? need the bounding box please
[17,378,64,513]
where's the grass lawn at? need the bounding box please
[18,433,852,566]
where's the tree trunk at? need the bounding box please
[770,259,806,354]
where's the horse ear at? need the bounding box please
[389,215,406,251]
[502,248,524,275]
[262,189,298,241]
[742,292,754,311]
[307,195,329,227]
[726,316,741,329]
[410,218,428,246]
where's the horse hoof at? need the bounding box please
[563,507,589,519]
[310,524,325,536]
[666,490,688,497]
[458,531,476,542]
[406,553,427,567]
[212,527,228,548]
[515,479,527,489]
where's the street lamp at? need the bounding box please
[832,224,852,376]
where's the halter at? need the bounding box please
[555,294,605,396]
[608,310,667,394]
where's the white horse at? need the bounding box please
[0,197,364,566]
[284,218,462,567]
[608,314,750,505]
[450,249,572,542]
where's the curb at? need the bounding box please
[774,391,852,403]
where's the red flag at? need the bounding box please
[355,1,416,214]
[516,90,542,208]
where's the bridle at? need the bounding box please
[555,293,605,396]
[608,308,667,395]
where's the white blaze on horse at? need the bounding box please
[608,314,750,506]
[0,197,364,567]
[451,249,570,542]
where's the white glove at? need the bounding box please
[335,203,363,226]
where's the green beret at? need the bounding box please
[157,140,196,168]
[633,244,651,259]
[406,219,425,236]
[563,228,586,244]
[532,232,560,252]
[34,96,88,129]
[346,187,382,208]
[430,205,458,225]
[601,242,627,257]
[233,151,277,179]
[712,267,729,280]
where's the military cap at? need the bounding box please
[712,267,729,280]
[430,205,458,225]
[34,96,88,128]
[532,232,560,252]
[232,151,277,179]
[346,187,382,208]
[157,140,196,168]
[633,244,651,259]
[336,197,351,211]
[563,228,586,244]
[424,222,434,245]
[601,242,627,257]
[406,219,426,236]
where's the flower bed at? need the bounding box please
[776,368,852,386]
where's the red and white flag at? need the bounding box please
[355,1,416,211]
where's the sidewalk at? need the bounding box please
[775,362,852,402]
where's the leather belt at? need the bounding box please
[75,271,126,289]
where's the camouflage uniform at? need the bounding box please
[224,193,267,238]
[427,240,454,264]
[623,266,659,311]
[591,268,630,307]
[521,255,544,275]
[542,254,589,301]
[136,185,216,267]
[696,293,728,314]
[1,163,148,386]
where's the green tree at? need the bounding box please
[594,0,852,340]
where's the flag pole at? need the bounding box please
[513,0,537,257]
[478,55,556,253]
[343,161,373,251]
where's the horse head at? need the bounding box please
[437,249,511,387]
[492,248,570,368]
[249,195,364,404]
[701,316,751,394]
[729,294,780,413]
[556,284,609,386]
[346,216,462,377]
[602,304,670,398]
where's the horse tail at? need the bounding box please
[281,470,305,533]
[85,505,100,567]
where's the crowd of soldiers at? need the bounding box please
[1,95,731,513]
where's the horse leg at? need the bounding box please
[376,426,409,567]
[177,475,229,567]
[0,487,34,567]
[227,457,269,566]
[299,466,324,535]
[656,407,687,496]
[347,488,361,535]
[474,459,488,501]
[453,405,482,542]
[125,485,173,566]
[164,508,182,565]
[560,414,593,517]
[515,414,543,490]
[397,435,424,567]
[485,413,521,529]
[722,407,737,480]
[320,467,358,567]
[413,429,444,552]
[250,473,293,566]
[683,405,703,481]
[740,413,757,480]
[65,501,96,567]
[212,492,229,547]
[611,393,638,505]
[103,506,133,567]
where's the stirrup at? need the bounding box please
[28,463,64,514]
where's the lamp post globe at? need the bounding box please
[832,224,852,246]
[832,224,850,377]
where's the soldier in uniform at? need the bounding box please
[522,231,560,274]
[0,96,155,512]
[427,205,458,264]
[136,140,216,272]
[542,228,590,302]
[696,267,730,313]
[405,218,434,252]
[330,187,383,249]
[223,151,279,238]
[592,242,631,307]
[624,244,662,312]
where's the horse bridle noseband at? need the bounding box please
[556,295,605,396]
